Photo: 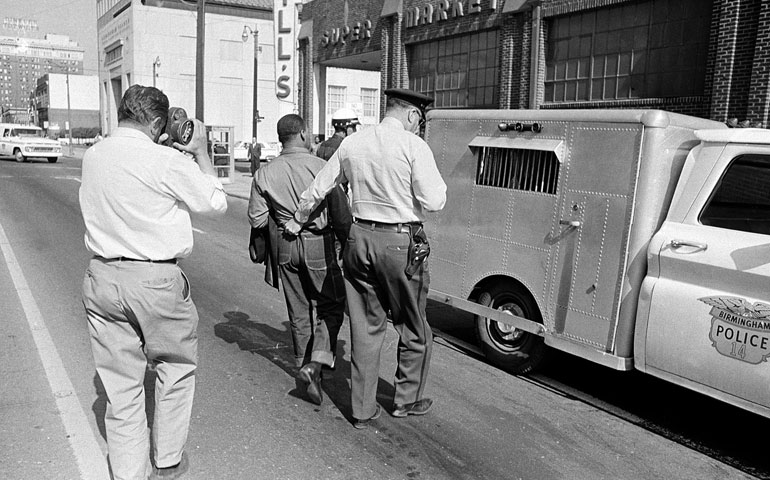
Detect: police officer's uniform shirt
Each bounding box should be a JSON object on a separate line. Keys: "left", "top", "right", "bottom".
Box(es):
{"left": 296, "top": 116, "right": 446, "bottom": 224}
{"left": 80, "top": 127, "right": 227, "bottom": 260}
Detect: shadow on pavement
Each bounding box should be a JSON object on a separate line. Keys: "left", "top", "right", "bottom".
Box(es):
{"left": 214, "top": 310, "right": 397, "bottom": 422}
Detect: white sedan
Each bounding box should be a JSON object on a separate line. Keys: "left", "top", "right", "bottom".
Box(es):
{"left": 233, "top": 141, "right": 249, "bottom": 161}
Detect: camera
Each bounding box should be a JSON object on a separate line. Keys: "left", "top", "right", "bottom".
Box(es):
{"left": 163, "top": 107, "right": 194, "bottom": 145}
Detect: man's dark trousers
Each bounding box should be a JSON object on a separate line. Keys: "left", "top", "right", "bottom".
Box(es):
{"left": 343, "top": 222, "right": 433, "bottom": 421}
{"left": 278, "top": 229, "right": 345, "bottom": 368}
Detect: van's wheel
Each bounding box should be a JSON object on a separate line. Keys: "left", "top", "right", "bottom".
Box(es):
{"left": 475, "top": 283, "right": 546, "bottom": 374}
{"left": 47, "top": 157, "right": 58, "bottom": 163}
{"left": 14, "top": 149, "right": 26, "bottom": 163}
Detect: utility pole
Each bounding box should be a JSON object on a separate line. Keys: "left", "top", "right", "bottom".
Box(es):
{"left": 242, "top": 25, "right": 259, "bottom": 139}
{"left": 195, "top": 0, "right": 206, "bottom": 121}
{"left": 65, "top": 71, "right": 73, "bottom": 156}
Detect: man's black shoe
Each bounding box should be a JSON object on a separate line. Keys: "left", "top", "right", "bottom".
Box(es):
{"left": 298, "top": 361, "right": 323, "bottom": 405}
{"left": 353, "top": 405, "right": 382, "bottom": 429}
{"left": 150, "top": 452, "right": 189, "bottom": 479}
{"left": 391, "top": 398, "right": 433, "bottom": 417}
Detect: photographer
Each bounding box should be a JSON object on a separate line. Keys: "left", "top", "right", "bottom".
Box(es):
{"left": 79, "top": 85, "right": 226, "bottom": 479}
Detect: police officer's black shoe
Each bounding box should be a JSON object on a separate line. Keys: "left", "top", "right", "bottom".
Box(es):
{"left": 391, "top": 398, "right": 433, "bottom": 417}
{"left": 298, "top": 361, "right": 323, "bottom": 405}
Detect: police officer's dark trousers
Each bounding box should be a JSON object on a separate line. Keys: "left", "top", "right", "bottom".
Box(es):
{"left": 278, "top": 229, "right": 345, "bottom": 368}
{"left": 343, "top": 221, "right": 433, "bottom": 421}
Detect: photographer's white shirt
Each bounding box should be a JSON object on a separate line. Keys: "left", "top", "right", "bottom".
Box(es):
{"left": 80, "top": 127, "right": 227, "bottom": 260}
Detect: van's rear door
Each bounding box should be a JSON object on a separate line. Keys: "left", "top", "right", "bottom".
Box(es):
{"left": 640, "top": 140, "right": 770, "bottom": 417}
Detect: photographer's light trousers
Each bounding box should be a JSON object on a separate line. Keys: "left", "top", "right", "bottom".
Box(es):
{"left": 82, "top": 258, "right": 197, "bottom": 480}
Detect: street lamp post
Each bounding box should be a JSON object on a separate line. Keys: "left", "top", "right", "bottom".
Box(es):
{"left": 152, "top": 56, "right": 161, "bottom": 88}
{"left": 242, "top": 25, "right": 260, "bottom": 140}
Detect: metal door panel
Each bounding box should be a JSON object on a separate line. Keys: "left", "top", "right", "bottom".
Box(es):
{"left": 645, "top": 222, "right": 770, "bottom": 408}
{"left": 548, "top": 124, "right": 641, "bottom": 350}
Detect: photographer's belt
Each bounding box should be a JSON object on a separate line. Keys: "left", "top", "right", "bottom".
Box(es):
{"left": 97, "top": 256, "right": 178, "bottom": 264}
{"left": 353, "top": 218, "right": 420, "bottom": 233}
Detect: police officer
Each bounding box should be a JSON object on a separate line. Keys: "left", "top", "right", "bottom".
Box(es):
{"left": 286, "top": 89, "right": 447, "bottom": 429}
{"left": 316, "top": 107, "right": 360, "bottom": 161}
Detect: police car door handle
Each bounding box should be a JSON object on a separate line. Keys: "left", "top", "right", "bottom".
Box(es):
{"left": 669, "top": 239, "right": 708, "bottom": 251}
{"left": 559, "top": 219, "right": 581, "bottom": 228}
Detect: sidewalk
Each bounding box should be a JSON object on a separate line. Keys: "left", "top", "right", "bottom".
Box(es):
{"left": 222, "top": 162, "right": 253, "bottom": 201}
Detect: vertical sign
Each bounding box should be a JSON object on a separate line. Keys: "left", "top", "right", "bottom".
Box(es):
{"left": 274, "top": 0, "right": 296, "bottom": 104}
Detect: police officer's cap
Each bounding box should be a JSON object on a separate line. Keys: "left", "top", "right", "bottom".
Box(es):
{"left": 385, "top": 88, "right": 434, "bottom": 111}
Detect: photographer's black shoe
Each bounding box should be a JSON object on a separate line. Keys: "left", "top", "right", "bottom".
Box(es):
{"left": 150, "top": 452, "right": 189, "bottom": 479}
{"left": 391, "top": 398, "right": 433, "bottom": 417}
{"left": 353, "top": 405, "right": 382, "bottom": 429}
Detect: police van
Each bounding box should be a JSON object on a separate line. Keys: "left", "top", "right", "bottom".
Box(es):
{"left": 424, "top": 109, "right": 770, "bottom": 419}
{"left": 0, "top": 123, "right": 63, "bottom": 163}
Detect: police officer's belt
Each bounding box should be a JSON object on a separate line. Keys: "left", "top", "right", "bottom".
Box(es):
{"left": 353, "top": 218, "right": 420, "bottom": 233}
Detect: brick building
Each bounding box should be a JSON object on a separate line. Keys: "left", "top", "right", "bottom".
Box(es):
{"left": 298, "top": 0, "right": 770, "bottom": 128}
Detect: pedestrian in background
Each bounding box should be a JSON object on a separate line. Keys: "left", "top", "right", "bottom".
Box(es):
{"left": 315, "top": 108, "right": 360, "bottom": 161}
{"left": 286, "top": 89, "right": 446, "bottom": 428}
{"left": 79, "top": 85, "right": 227, "bottom": 479}
{"left": 248, "top": 114, "right": 350, "bottom": 405}
{"left": 249, "top": 136, "right": 262, "bottom": 176}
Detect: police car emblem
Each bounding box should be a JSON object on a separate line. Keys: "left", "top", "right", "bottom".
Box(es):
{"left": 699, "top": 296, "right": 770, "bottom": 364}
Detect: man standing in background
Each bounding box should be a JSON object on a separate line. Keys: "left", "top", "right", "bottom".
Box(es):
{"left": 249, "top": 136, "right": 262, "bottom": 176}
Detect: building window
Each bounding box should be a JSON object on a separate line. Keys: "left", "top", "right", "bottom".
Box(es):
{"left": 408, "top": 30, "right": 500, "bottom": 108}
{"left": 545, "top": 0, "right": 712, "bottom": 103}
{"left": 105, "top": 44, "right": 122, "bottom": 65}
{"left": 326, "top": 85, "right": 346, "bottom": 136}
{"left": 361, "top": 88, "right": 377, "bottom": 117}
{"left": 476, "top": 147, "right": 560, "bottom": 194}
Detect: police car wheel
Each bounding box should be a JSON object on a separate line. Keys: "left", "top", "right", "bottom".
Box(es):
{"left": 47, "top": 157, "right": 58, "bottom": 163}
{"left": 475, "top": 283, "right": 546, "bottom": 375}
{"left": 14, "top": 149, "right": 26, "bottom": 163}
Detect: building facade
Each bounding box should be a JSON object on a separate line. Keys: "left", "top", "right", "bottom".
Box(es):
{"left": 297, "top": 0, "right": 770, "bottom": 127}
{"left": 97, "top": 0, "right": 281, "bottom": 143}
{"left": 0, "top": 34, "right": 84, "bottom": 124}
{"left": 34, "top": 73, "right": 100, "bottom": 137}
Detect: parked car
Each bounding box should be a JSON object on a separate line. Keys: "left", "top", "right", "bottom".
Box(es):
{"left": 234, "top": 141, "right": 249, "bottom": 161}
{"left": 259, "top": 141, "right": 281, "bottom": 162}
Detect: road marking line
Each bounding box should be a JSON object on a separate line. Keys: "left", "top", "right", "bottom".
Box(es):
{"left": 0, "top": 221, "right": 109, "bottom": 479}
{"left": 53, "top": 176, "right": 82, "bottom": 182}
{"left": 193, "top": 227, "right": 206, "bottom": 234}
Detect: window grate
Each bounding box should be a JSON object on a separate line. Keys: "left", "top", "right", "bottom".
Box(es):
{"left": 475, "top": 147, "right": 560, "bottom": 194}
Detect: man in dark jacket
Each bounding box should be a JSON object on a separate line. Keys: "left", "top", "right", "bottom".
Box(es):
{"left": 248, "top": 137, "right": 262, "bottom": 176}
{"left": 247, "top": 114, "right": 350, "bottom": 405}
{"left": 316, "top": 108, "right": 360, "bottom": 161}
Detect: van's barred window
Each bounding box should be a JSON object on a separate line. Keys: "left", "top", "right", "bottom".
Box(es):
{"left": 476, "top": 148, "right": 559, "bottom": 194}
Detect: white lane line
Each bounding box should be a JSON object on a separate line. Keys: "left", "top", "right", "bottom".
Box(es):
{"left": 192, "top": 227, "right": 206, "bottom": 234}
{"left": 53, "top": 176, "right": 82, "bottom": 182}
{"left": 0, "top": 221, "right": 108, "bottom": 479}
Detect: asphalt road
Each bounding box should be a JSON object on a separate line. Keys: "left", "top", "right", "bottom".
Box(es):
{"left": 0, "top": 150, "right": 764, "bottom": 480}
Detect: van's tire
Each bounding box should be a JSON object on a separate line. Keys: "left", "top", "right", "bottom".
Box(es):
{"left": 475, "top": 283, "right": 546, "bottom": 374}
{"left": 47, "top": 157, "right": 58, "bottom": 163}
{"left": 14, "top": 149, "right": 26, "bottom": 163}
